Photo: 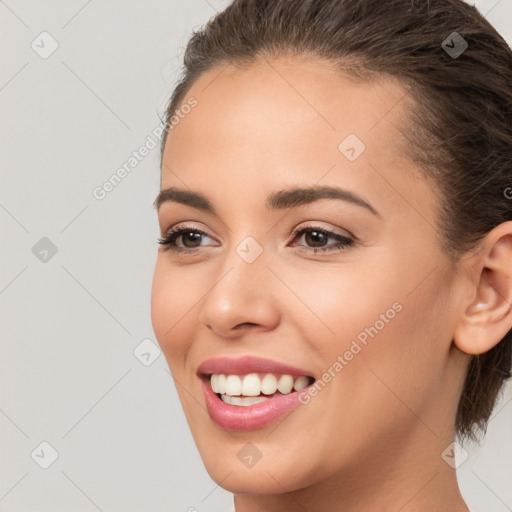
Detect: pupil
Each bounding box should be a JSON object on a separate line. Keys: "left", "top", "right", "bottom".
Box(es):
{"left": 182, "top": 232, "right": 202, "bottom": 248}
{"left": 180, "top": 230, "right": 329, "bottom": 249}
{"left": 305, "top": 230, "right": 327, "bottom": 247}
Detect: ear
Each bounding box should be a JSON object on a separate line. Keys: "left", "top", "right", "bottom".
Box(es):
{"left": 453, "top": 221, "right": 512, "bottom": 355}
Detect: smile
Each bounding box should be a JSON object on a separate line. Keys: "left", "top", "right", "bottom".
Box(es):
{"left": 198, "top": 357, "right": 316, "bottom": 430}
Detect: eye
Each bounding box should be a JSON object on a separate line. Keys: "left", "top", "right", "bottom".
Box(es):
{"left": 157, "top": 224, "right": 218, "bottom": 254}
{"left": 290, "top": 224, "right": 355, "bottom": 254}
{"left": 157, "top": 223, "right": 355, "bottom": 256}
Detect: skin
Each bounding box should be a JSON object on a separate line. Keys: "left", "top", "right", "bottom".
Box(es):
{"left": 151, "top": 56, "right": 512, "bottom": 512}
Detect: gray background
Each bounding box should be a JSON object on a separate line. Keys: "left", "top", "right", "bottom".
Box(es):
{"left": 1, "top": 1, "right": 511, "bottom": 511}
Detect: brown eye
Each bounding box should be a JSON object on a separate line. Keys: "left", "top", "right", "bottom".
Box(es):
{"left": 157, "top": 226, "right": 218, "bottom": 253}
{"left": 180, "top": 231, "right": 203, "bottom": 248}
{"left": 291, "top": 226, "right": 354, "bottom": 253}
{"left": 303, "top": 229, "right": 329, "bottom": 247}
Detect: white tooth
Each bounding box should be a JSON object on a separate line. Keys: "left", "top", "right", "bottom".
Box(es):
{"left": 261, "top": 374, "right": 278, "bottom": 395}
{"left": 277, "top": 374, "right": 294, "bottom": 394}
{"left": 221, "top": 394, "right": 269, "bottom": 406}
{"left": 217, "top": 374, "right": 226, "bottom": 395}
{"left": 225, "top": 375, "right": 242, "bottom": 396}
{"left": 293, "top": 376, "right": 310, "bottom": 391}
{"left": 242, "top": 373, "right": 261, "bottom": 396}
{"left": 211, "top": 374, "right": 219, "bottom": 393}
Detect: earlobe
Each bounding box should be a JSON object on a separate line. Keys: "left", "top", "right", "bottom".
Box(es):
{"left": 453, "top": 222, "right": 512, "bottom": 356}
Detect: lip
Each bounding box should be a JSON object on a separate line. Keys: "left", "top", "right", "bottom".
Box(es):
{"left": 198, "top": 356, "right": 315, "bottom": 431}
{"left": 197, "top": 356, "right": 314, "bottom": 378}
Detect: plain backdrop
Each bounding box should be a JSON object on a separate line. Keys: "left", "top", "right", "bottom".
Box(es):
{"left": 1, "top": 1, "right": 511, "bottom": 511}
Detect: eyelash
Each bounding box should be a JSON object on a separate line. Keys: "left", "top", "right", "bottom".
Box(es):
{"left": 157, "top": 223, "right": 355, "bottom": 256}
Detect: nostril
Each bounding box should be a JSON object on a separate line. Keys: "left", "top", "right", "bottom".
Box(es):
{"left": 235, "top": 322, "right": 259, "bottom": 329}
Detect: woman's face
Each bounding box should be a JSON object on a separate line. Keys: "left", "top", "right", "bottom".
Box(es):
{"left": 151, "top": 57, "right": 469, "bottom": 494}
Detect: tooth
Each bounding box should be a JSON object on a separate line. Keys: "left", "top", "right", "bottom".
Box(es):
{"left": 225, "top": 375, "right": 242, "bottom": 396}
{"left": 211, "top": 374, "right": 219, "bottom": 393}
{"left": 277, "top": 374, "right": 294, "bottom": 394}
{"left": 242, "top": 373, "right": 261, "bottom": 396}
{"left": 213, "top": 373, "right": 309, "bottom": 397}
{"left": 293, "top": 376, "right": 310, "bottom": 391}
{"left": 221, "top": 395, "right": 269, "bottom": 406}
{"left": 261, "top": 374, "right": 278, "bottom": 395}
{"left": 217, "top": 374, "right": 226, "bottom": 394}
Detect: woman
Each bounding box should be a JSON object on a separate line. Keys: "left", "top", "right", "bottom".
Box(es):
{"left": 151, "top": 0, "right": 512, "bottom": 510}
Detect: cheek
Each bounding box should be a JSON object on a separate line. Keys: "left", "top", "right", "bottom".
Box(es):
{"left": 281, "top": 261, "right": 400, "bottom": 358}
{"left": 333, "top": 267, "right": 455, "bottom": 423}
{"left": 150, "top": 259, "right": 195, "bottom": 367}
{"left": 288, "top": 253, "right": 454, "bottom": 406}
{"left": 150, "top": 261, "right": 169, "bottom": 347}
{"left": 278, "top": 267, "right": 455, "bottom": 476}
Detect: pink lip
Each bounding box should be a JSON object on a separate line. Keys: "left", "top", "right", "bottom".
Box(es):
{"left": 201, "top": 378, "right": 309, "bottom": 430}
{"left": 197, "top": 356, "right": 314, "bottom": 378}
{"left": 197, "top": 356, "right": 314, "bottom": 431}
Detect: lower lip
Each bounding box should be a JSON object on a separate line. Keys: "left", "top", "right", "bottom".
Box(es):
{"left": 201, "top": 378, "right": 307, "bottom": 430}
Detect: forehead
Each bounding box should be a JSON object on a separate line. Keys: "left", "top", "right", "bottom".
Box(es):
{"left": 164, "top": 56, "right": 411, "bottom": 170}
{"left": 161, "top": 57, "right": 435, "bottom": 224}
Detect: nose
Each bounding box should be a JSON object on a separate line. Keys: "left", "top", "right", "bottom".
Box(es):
{"left": 198, "top": 245, "right": 281, "bottom": 339}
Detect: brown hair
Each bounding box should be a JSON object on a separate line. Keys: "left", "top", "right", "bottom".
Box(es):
{"left": 161, "top": 0, "right": 512, "bottom": 441}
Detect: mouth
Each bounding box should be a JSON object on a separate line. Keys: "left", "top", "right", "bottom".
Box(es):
{"left": 197, "top": 357, "right": 316, "bottom": 430}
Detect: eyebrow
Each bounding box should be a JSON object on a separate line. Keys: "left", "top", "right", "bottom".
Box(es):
{"left": 154, "top": 185, "right": 380, "bottom": 217}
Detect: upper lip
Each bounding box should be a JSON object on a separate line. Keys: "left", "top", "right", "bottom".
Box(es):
{"left": 197, "top": 356, "right": 315, "bottom": 378}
